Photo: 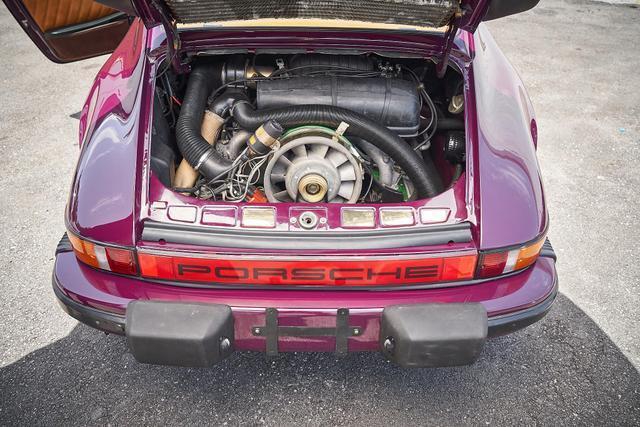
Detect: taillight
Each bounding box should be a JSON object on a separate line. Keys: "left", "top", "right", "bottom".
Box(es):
{"left": 476, "top": 235, "right": 546, "bottom": 279}
{"left": 67, "top": 233, "right": 137, "bottom": 275}
{"left": 137, "top": 252, "right": 477, "bottom": 286}
{"left": 65, "top": 231, "right": 545, "bottom": 285}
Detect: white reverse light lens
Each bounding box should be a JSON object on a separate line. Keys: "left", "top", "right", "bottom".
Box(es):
{"left": 341, "top": 208, "right": 375, "bottom": 228}
{"left": 419, "top": 208, "right": 450, "bottom": 224}
{"left": 241, "top": 207, "right": 276, "bottom": 228}
{"left": 92, "top": 245, "right": 111, "bottom": 270}
{"left": 380, "top": 208, "right": 415, "bottom": 227}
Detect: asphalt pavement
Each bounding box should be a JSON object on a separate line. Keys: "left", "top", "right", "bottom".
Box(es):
{"left": 0, "top": 0, "right": 639, "bottom": 425}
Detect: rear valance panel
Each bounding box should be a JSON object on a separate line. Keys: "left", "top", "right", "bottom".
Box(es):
{"left": 164, "top": 0, "right": 459, "bottom": 28}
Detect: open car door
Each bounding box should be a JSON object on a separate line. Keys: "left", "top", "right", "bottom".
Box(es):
{"left": 2, "top": 0, "right": 131, "bottom": 63}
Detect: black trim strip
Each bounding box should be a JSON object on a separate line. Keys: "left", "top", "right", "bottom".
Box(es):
{"left": 47, "top": 12, "right": 127, "bottom": 37}
{"left": 275, "top": 326, "right": 338, "bottom": 336}
{"left": 64, "top": 223, "right": 135, "bottom": 251}
{"left": 478, "top": 224, "right": 550, "bottom": 255}
{"left": 141, "top": 221, "right": 472, "bottom": 250}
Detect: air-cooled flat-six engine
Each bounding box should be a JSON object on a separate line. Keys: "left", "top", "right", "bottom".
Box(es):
{"left": 152, "top": 53, "right": 466, "bottom": 204}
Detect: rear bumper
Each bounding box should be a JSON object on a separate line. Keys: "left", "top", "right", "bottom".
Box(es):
{"left": 53, "top": 273, "right": 557, "bottom": 340}
{"left": 52, "top": 247, "right": 558, "bottom": 367}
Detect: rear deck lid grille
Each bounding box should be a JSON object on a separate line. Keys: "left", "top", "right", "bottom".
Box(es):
{"left": 165, "top": 0, "right": 459, "bottom": 28}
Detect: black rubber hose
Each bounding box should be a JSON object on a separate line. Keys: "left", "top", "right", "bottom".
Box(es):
{"left": 231, "top": 102, "right": 443, "bottom": 198}
{"left": 449, "top": 163, "right": 464, "bottom": 189}
{"left": 437, "top": 117, "right": 465, "bottom": 131}
{"left": 175, "top": 64, "right": 233, "bottom": 180}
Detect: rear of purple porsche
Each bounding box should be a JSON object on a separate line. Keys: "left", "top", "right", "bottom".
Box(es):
{"left": 4, "top": 0, "right": 556, "bottom": 367}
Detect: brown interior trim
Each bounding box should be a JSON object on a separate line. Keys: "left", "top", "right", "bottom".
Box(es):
{"left": 44, "top": 17, "right": 130, "bottom": 62}
{"left": 22, "top": 0, "right": 116, "bottom": 32}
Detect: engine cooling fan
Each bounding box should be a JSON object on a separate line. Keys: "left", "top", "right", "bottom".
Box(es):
{"left": 263, "top": 127, "right": 364, "bottom": 203}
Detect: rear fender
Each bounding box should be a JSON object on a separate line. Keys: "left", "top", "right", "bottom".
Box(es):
{"left": 470, "top": 24, "right": 546, "bottom": 249}
{"left": 66, "top": 20, "right": 149, "bottom": 247}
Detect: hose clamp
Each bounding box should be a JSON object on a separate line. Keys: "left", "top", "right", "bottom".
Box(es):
{"left": 194, "top": 149, "right": 214, "bottom": 171}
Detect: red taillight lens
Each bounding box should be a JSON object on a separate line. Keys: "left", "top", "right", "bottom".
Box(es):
{"left": 138, "top": 252, "right": 478, "bottom": 286}
{"left": 477, "top": 235, "right": 546, "bottom": 279}
{"left": 476, "top": 251, "right": 508, "bottom": 278}
{"left": 104, "top": 247, "right": 137, "bottom": 275}
{"left": 68, "top": 233, "right": 137, "bottom": 275}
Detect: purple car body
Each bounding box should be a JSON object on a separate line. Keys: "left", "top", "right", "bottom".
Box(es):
{"left": 4, "top": 0, "right": 556, "bottom": 367}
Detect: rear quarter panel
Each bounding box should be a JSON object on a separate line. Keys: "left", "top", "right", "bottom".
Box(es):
{"left": 66, "top": 19, "right": 149, "bottom": 246}
{"left": 470, "top": 24, "right": 546, "bottom": 249}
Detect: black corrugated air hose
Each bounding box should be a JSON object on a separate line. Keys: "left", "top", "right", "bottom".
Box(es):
{"left": 229, "top": 101, "right": 444, "bottom": 198}
{"left": 175, "top": 64, "right": 235, "bottom": 180}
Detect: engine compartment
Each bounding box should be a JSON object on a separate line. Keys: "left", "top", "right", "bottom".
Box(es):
{"left": 151, "top": 53, "right": 466, "bottom": 205}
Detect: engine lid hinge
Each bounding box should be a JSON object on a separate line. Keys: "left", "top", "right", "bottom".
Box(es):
{"left": 151, "top": 0, "right": 190, "bottom": 74}
{"left": 437, "top": 3, "right": 467, "bottom": 79}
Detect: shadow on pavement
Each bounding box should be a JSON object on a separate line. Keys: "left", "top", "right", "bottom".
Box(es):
{"left": 1, "top": 294, "right": 638, "bottom": 425}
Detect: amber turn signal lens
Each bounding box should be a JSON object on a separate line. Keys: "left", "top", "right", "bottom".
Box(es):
{"left": 514, "top": 237, "right": 545, "bottom": 271}
{"left": 68, "top": 233, "right": 98, "bottom": 267}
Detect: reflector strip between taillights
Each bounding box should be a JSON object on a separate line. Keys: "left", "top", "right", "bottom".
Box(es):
{"left": 137, "top": 253, "right": 478, "bottom": 287}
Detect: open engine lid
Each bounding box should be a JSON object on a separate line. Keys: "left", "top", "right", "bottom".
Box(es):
{"left": 112, "top": 0, "right": 476, "bottom": 32}
{"left": 99, "top": 0, "right": 538, "bottom": 72}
